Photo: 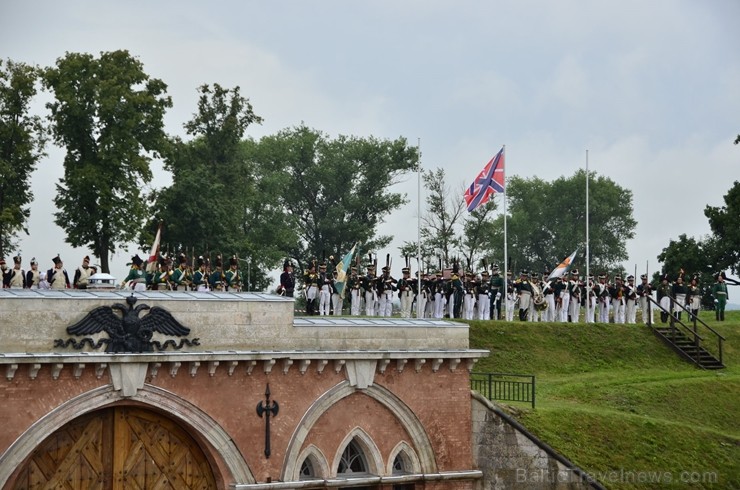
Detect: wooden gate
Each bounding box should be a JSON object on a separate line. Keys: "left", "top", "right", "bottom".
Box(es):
{"left": 9, "top": 407, "right": 217, "bottom": 490}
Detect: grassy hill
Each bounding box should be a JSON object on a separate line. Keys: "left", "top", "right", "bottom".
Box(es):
{"left": 467, "top": 311, "right": 740, "bottom": 489}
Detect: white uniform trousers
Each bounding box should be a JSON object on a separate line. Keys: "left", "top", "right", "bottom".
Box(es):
{"left": 319, "top": 286, "right": 332, "bottom": 315}
{"left": 379, "top": 290, "right": 394, "bottom": 317}
{"left": 399, "top": 290, "right": 413, "bottom": 318}
{"left": 463, "top": 293, "right": 476, "bottom": 320}
{"left": 433, "top": 292, "right": 445, "bottom": 319}
{"left": 350, "top": 288, "right": 363, "bottom": 316}
{"left": 559, "top": 293, "right": 570, "bottom": 322}
{"left": 611, "top": 298, "right": 625, "bottom": 323}
{"left": 331, "top": 293, "right": 342, "bottom": 316}
{"left": 625, "top": 298, "right": 636, "bottom": 324}
{"left": 364, "top": 290, "right": 377, "bottom": 316}
{"left": 504, "top": 293, "right": 515, "bottom": 321}
{"left": 477, "top": 294, "right": 490, "bottom": 320}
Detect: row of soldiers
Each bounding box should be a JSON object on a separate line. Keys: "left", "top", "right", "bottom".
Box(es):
{"left": 121, "top": 254, "right": 242, "bottom": 292}
{"left": 293, "top": 257, "right": 509, "bottom": 319}
{"left": 289, "top": 255, "right": 734, "bottom": 323}
{"left": 1, "top": 254, "right": 96, "bottom": 290}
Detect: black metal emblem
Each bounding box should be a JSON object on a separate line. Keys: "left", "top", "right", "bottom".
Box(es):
{"left": 256, "top": 383, "right": 279, "bottom": 458}
{"left": 54, "top": 294, "right": 200, "bottom": 353}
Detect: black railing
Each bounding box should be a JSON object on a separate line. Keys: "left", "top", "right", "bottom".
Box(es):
{"left": 647, "top": 295, "right": 725, "bottom": 366}
{"left": 470, "top": 372, "right": 535, "bottom": 409}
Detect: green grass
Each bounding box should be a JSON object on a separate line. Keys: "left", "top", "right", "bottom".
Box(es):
{"left": 467, "top": 311, "right": 740, "bottom": 489}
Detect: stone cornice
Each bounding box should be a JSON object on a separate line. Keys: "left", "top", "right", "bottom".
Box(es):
{"left": 1, "top": 350, "right": 487, "bottom": 381}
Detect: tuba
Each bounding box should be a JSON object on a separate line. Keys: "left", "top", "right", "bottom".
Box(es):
{"left": 531, "top": 281, "right": 548, "bottom": 311}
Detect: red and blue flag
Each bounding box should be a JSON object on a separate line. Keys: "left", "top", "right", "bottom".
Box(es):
{"left": 464, "top": 147, "right": 505, "bottom": 212}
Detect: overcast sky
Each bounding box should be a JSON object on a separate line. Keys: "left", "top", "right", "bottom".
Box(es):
{"left": 2, "top": 0, "right": 739, "bottom": 285}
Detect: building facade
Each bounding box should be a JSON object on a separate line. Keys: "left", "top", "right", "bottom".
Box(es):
{"left": 0, "top": 290, "right": 487, "bottom": 489}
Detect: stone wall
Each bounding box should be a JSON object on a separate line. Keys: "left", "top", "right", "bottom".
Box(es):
{"left": 0, "top": 290, "right": 471, "bottom": 353}
{"left": 472, "top": 393, "right": 602, "bottom": 490}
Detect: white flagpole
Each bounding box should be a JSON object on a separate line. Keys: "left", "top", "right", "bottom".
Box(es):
{"left": 585, "top": 149, "right": 590, "bottom": 324}
{"left": 503, "top": 144, "right": 508, "bottom": 321}
{"left": 416, "top": 138, "right": 422, "bottom": 319}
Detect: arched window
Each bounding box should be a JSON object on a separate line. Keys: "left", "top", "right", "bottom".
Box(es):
{"left": 338, "top": 439, "right": 368, "bottom": 474}
{"left": 300, "top": 457, "right": 315, "bottom": 479}
{"left": 296, "top": 446, "right": 329, "bottom": 481}
{"left": 392, "top": 452, "right": 408, "bottom": 474}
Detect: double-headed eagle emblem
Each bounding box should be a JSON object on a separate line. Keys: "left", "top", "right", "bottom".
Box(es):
{"left": 54, "top": 295, "right": 200, "bottom": 352}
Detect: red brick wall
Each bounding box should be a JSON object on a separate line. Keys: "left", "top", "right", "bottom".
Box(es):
{"left": 1, "top": 360, "right": 474, "bottom": 486}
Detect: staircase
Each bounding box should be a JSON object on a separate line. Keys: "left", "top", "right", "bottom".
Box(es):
{"left": 647, "top": 296, "right": 726, "bottom": 370}
{"left": 651, "top": 326, "right": 725, "bottom": 369}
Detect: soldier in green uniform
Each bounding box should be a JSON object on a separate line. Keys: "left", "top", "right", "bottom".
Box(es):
{"left": 192, "top": 256, "right": 210, "bottom": 291}
{"left": 209, "top": 255, "right": 226, "bottom": 291}
{"left": 171, "top": 253, "right": 191, "bottom": 291}
{"left": 712, "top": 272, "right": 729, "bottom": 321}
{"left": 489, "top": 265, "right": 505, "bottom": 320}
{"left": 225, "top": 255, "right": 241, "bottom": 292}
{"left": 656, "top": 274, "right": 672, "bottom": 323}
{"left": 152, "top": 255, "right": 173, "bottom": 290}
{"left": 122, "top": 254, "right": 146, "bottom": 290}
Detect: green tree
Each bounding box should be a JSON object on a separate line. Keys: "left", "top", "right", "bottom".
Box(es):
{"left": 249, "top": 125, "right": 419, "bottom": 271}
{"left": 150, "top": 84, "right": 283, "bottom": 290}
{"left": 0, "top": 59, "right": 46, "bottom": 256}
{"left": 491, "top": 170, "right": 636, "bottom": 274}
{"left": 657, "top": 234, "right": 715, "bottom": 278}
{"left": 704, "top": 180, "right": 740, "bottom": 274}
{"left": 43, "top": 50, "right": 171, "bottom": 273}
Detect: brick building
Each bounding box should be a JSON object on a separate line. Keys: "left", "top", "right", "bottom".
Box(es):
{"left": 0, "top": 290, "right": 487, "bottom": 489}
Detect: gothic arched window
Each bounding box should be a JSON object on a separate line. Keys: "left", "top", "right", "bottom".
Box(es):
{"left": 338, "top": 438, "right": 368, "bottom": 474}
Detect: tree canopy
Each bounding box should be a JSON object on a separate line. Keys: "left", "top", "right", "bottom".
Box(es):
{"left": 43, "top": 50, "right": 171, "bottom": 273}
{"left": 489, "top": 169, "right": 635, "bottom": 275}
{"left": 149, "top": 83, "right": 280, "bottom": 290}
{"left": 704, "top": 180, "right": 740, "bottom": 274}
{"left": 246, "top": 125, "right": 419, "bottom": 271}
{"left": 0, "top": 59, "right": 46, "bottom": 256}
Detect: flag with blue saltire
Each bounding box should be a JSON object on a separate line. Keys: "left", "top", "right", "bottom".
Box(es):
{"left": 463, "top": 147, "right": 505, "bottom": 212}
{"left": 334, "top": 243, "right": 357, "bottom": 299}
{"left": 547, "top": 248, "right": 579, "bottom": 281}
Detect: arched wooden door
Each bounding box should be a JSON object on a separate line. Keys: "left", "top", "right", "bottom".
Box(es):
{"left": 9, "top": 406, "right": 217, "bottom": 490}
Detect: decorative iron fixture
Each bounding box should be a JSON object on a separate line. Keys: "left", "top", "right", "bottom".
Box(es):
{"left": 256, "top": 383, "right": 279, "bottom": 458}
{"left": 54, "top": 294, "right": 199, "bottom": 353}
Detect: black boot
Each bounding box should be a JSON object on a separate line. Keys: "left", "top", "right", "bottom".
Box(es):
{"left": 720, "top": 310, "right": 725, "bottom": 321}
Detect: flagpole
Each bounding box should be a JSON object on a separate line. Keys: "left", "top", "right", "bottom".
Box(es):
{"left": 503, "top": 145, "right": 508, "bottom": 321}
{"left": 416, "top": 138, "right": 422, "bottom": 319}
{"left": 585, "top": 149, "right": 590, "bottom": 324}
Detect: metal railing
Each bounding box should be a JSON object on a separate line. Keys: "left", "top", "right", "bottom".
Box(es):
{"left": 647, "top": 295, "right": 725, "bottom": 366}
{"left": 470, "top": 372, "right": 535, "bottom": 409}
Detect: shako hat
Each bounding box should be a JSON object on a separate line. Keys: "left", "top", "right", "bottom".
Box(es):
{"left": 52, "top": 254, "right": 62, "bottom": 265}
{"left": 283, "top": 259, "right": 293, "bottom": 270}
{"left": 197, "top": 256, "right": 206, "bottom": 267}
{"left": 230, "top": 255, "right": 238, "bottom": 266}
{"left": 178, "top": 253, "right": 188, "bottom": 264}
{"left": 131, "top": 254, "right": 143, "bottom": 267}
{"left": 30, "top": 257, "right": 38, "bottom": 266}
{"left": 14, "top": 254, "right": 22, "bottom": 265}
